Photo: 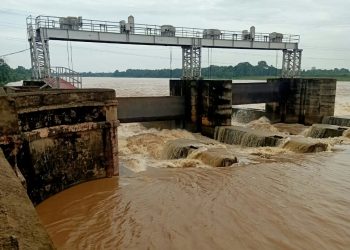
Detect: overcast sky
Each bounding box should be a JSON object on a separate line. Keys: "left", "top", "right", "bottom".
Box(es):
{"left": 0, "top": 0, "right": 349, "bottom": 72}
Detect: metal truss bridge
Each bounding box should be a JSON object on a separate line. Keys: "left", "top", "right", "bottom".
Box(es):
{"left": 27, "top": 15, "right": 302, "bottom": 88}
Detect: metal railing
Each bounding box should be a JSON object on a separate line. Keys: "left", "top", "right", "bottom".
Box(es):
{"left": 27, "top": 15, "right": 300, "bottom": 44}
{"left": 50, "top": 66, "right": 82, "bottom": 89}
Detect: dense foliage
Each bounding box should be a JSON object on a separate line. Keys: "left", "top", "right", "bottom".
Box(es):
{"left": 0, "top": 59, "right": 32, "bottom": 86}
{"left": 80, "top": 61, "right": 350, "bottom": 79}
{"left": 1, "top": 59, "right": 350, "bottom": 85}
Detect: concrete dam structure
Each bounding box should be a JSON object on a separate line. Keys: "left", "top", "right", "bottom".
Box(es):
{"left": 0, "top": 88, "right": 119, "bottom": 201}
{"left": 0, "top": 76, "right": 345, "bottom": 249}
{"left": 170, "top": 78, "right": 337, "bottom": 135}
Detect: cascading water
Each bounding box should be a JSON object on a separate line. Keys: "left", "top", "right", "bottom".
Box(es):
{"left": 35, "top": 78, "right": 350, "bottom": 250}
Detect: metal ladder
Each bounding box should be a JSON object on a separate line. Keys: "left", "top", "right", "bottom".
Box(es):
{"left": 27, "top": 16, "right": 51, "bottom": 79}
{"left": 27, "top": 16, "right": 82, "bottom": 88}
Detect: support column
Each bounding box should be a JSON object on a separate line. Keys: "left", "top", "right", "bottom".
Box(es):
{"left": 170, "top": 79, "right": 232, "bottom": 137}
{"left": 182, "top": 46, "right": 201, "bottom": 80}
{"left": 282, "top": 49, "right": 302, "bottom": 78}
{"left": 104, "top": 100, "right": 119, "bottom": 177}
{"left": 28, "top": 28, "right": 51, "bottom": 79}
{"left": 266, "top": 78, "right": 336, "bottom": 125}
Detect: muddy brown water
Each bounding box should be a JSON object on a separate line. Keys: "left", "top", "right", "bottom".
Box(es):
{"left": 35, "top": 79, "right": 350, "bottom": 249}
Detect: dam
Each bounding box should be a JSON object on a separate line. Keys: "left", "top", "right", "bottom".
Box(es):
{"left": 1, "top": 14, "right": 350, "bottom": 250}
{"left": 2, "top": 77, "right": 350, "bottom": 249}
{"left": 36, "top": 78, "right": 350, "bottom": 249}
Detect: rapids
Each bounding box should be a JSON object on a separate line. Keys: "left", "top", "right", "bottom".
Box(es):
{"left": 35, "top": 78, "right": 350, "bottom": 249}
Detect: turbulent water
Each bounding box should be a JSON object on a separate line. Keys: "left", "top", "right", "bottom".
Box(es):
{"left": 35, "top": 78, "right": 350, "bottom": 249}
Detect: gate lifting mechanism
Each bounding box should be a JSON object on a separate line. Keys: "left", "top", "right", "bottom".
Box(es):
{"left": 27, "top": 14, "right": 302, "bottom": 86}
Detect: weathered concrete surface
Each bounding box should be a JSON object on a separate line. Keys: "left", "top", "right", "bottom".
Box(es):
{"left": 117, "top": 96, "right": 185, "bottom": 123}
{"left": 170, "top": 80, "right": 201, "bottom": 132}
{"left": 0, "top": 96, "right": 19, "bottom": 136}
{"left": 0, "top": 149, "right": 54, "bottom": 249}
{"left": 0, "top": 88, "right": 119, "bottom": 204}
{"left": 322, "top": 116, "right": 350, "bottom": 127}
{"left": 170, "top": 79, "right": 232, "bottom": 137}
{"left": 162, "top": 139, "right": 238, "bottom": 167}
{"left": 171, "top": 78, "right": 336, "bottom": 133}
{"left": 282, "top": 137, "right": 329, "bottom": 153}
{"left": 266, "top": 78, "right": 337, "bottom": 125}
{"left": 304, "top": 124, "right": 348, "bottom": 138}
{"left": 201, "top": 80, "right": 232, "bottom": 137}
{"left": 214, "top": 126, "right": 329, "bottom": 153}
{"left": 214, "top": 126, "right": 284, "bottom": 147}
{"left": 232, "top": 81, "right": 280, "bottom": 105}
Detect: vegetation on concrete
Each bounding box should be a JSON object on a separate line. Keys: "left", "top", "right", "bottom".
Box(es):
{"left": 0, "top": 59, "right": 31, "bottom": 86}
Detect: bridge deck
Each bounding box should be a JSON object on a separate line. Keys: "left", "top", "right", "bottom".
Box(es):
{"left": 31, "top": 15, "right": 299, "bottom": 50}
{"left": 41, "top": 28, "right": 298, "bottom": 50}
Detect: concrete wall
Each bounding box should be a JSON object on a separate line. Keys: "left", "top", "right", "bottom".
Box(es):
{"left": 0, "top": 88, "right": 119, "bottom": 204}
{"left": 0, "top": 149, "right": 54, "bottom": 249}
{"left": 201, "top": 80, "right": 232, "bottom": 137}
{"left": 0, "top": 96, "right": 19, "bottom": 136}
{"left": 170, "top": 79, "right": 232, "bottom": 137}
{"left": 266, "top": 78, "right": 336, "bottom": 125}
{"left": 232, "top": 81, "right": 280, "bottom": 105}
{"left": 171, "top": 78, "right": 336, "bottom": 133}
{"left": 170, "top": 80, "right": 201, "bottom": 132}
{"left": 117, "top": 96, "right": 185, "bottom": 123}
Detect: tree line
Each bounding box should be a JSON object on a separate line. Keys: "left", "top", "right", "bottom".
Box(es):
{"left": 1, "top": 59, "right": 350, "bottom": 85}
{"left": 81, "top": 61, "right": 350, "bottom": 79}
{"left": 0, "top": 59, "right": 32, "bottom": 86}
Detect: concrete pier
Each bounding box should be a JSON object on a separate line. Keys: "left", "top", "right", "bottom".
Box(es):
{"left": 171, "top": 78, "right": 337, "bottom": 138}
{"left": 170, "top": 79, "right": 232, "bottom": 137}
{"left": 266, "top": 78, "right": 336, "bottom": 125}
{"left": 0, "top": 149, "right": 55, "bottom": 249}
{"left": 0, "top": 88, "right": 119, "bottom": 204}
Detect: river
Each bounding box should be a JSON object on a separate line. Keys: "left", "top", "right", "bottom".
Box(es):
{"left": 35, "top": 78, "right": 350, "bottom": 250}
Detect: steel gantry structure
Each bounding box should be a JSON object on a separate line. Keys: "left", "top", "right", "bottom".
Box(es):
{"left": 27, "top": 15, "right": 302, "bottom": 85}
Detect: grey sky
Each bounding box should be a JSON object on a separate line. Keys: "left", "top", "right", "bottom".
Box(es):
{"left": 0, "top": 0, "right": 349, "bottom": 72}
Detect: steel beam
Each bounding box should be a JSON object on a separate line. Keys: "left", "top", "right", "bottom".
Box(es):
{"left": 182, "top": 46, "right": 201, "bottom": 80}
{"left": 282, "top": 49, "right": 302, "bottom": 78}
{"left": 41, "top": 28, "right": 299, "bottom": 50}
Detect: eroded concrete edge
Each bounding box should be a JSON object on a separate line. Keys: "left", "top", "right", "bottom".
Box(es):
{"left": 0, "top": 149, "right": 55, "bottom": 250}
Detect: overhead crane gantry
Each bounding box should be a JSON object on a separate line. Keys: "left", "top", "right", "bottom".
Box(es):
{"left": 27, "top": 15, "right": 302, "bottom": 85}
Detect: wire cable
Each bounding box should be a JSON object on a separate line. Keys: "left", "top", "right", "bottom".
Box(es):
{"left": 169, "top": 47, "right": 173, "bottom": 79}
{"left": 0, "top": 48, "right": 29, "bottom": 57}
{"left": 66, "top": 41, "right": 71, "bottom": 69}
{"left": 70, "top": 41, "right": 74, "bottom": 71}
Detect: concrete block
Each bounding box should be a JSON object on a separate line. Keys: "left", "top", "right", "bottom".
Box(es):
{"left": 322, "top": 116, "right": 350, "bottom": 127}
{"left": 305, "top": 124, "right": 348, "bottom": 138}
{"left": 162, "top": 139, "right": 238, "bottom": 167}
{"left": 214, "top": 126, "right": 284, "bottom": 147}
{"left": 283, "top": 137, "right": 329, "bottom": 153}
